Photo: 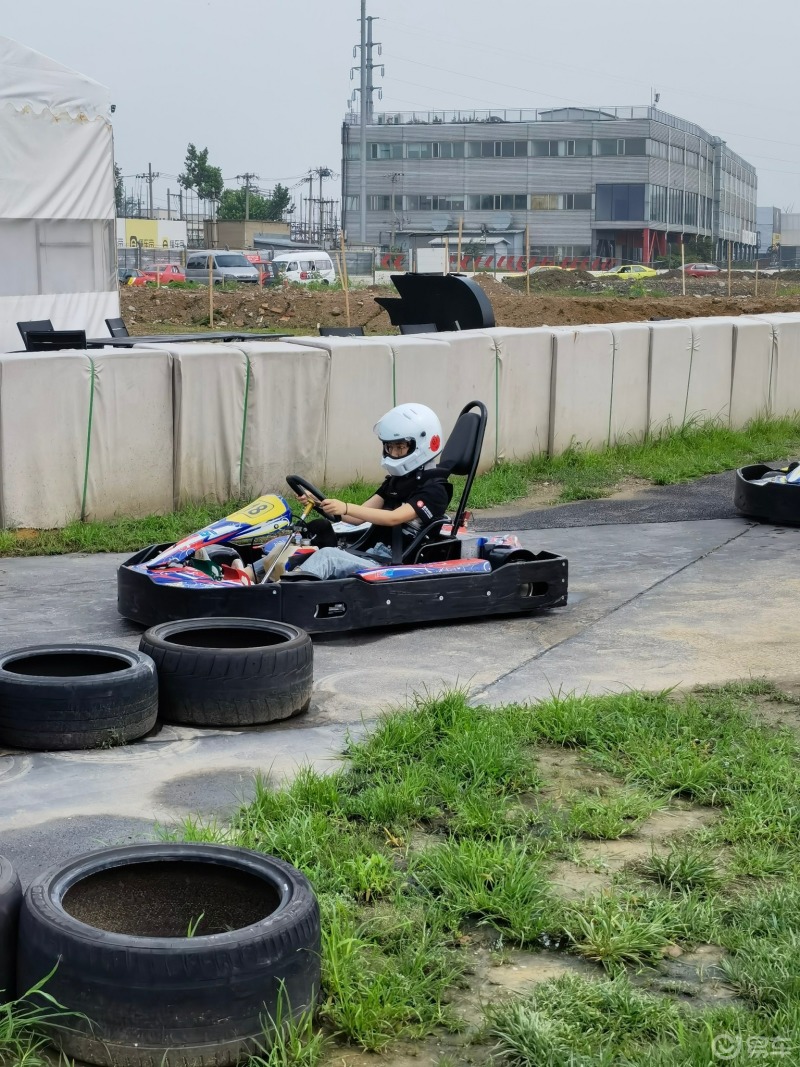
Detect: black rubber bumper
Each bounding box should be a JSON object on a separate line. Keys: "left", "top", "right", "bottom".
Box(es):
{"left": 118, "top": 544, "right": 568, "bottom": 634}
{"left": 734, "top": 464, "right": 800, "bottom": 524}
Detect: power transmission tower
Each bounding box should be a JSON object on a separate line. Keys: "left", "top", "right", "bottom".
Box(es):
{"left": 236, "top": 172, "right": 259, "bottom": 222}
{"left": 135, "top": 163, "right": 161, "bottom": 219}
{"left": 350, "top": 1, "right": 383, "bottom": 243}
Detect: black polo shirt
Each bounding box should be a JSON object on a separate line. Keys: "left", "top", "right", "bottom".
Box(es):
{"left": 374, "top": 468, "right": 452, "bottom": 533}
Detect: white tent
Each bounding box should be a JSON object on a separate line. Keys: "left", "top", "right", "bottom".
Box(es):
{"left": 0, "top": 36, "right": 119, "bottom": 352}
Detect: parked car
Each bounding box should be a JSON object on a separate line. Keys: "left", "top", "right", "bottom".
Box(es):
{"left": 118, "top": 268, "right": 147, "bottom": 286}
{"left": 526, "top": 265, "right": 567, "bottom": 275}
{"left": 590, "top": 264, "right": 658, "bottom": 280}
{"left": 271, "top": 251, "right": 336, "bottom": 285}
{"left": 683, "top": 262, "right": 721, "bottom": 277}
{"left": 184, "top": 253, "right": 260, "bottom": 285}
{"left": 140, "top": 264, "right": 186, "bottom": 284}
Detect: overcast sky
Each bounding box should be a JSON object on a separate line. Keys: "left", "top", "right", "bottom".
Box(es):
{"left": 5, "top": 0, "right": 799, "bottom": 212}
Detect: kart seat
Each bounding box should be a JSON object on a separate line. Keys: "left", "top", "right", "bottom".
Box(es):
{"left": 346, "top": 400, "right": 488, "bottom": 567}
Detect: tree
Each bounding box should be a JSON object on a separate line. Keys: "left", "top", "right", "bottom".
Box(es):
{"left": 114, "top": 163, "right": 125, "bottom": 216}
{"left": 178, "top": 143, "right": 223, "bottom": 202}
{"left": 217, "top": 183, "right": 293, "bottom": 222}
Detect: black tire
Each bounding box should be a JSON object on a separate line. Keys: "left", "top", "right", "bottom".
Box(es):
{"left": 17, "top": 843, "right": 320, "bottom": 1067}
{"left": 139, "top": 618, "right": 313, "bottom": 727}
{"left": 0, "top": 854, "right": 22, "bottom": 1003}
{"left": 0, "top": 646, "right": 158, "bottom": 751}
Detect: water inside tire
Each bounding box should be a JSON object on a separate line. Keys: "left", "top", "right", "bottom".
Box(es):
{"left": 3, "top": 652, "right": 130, "bottom": 677}
{"left": 164, "top": 627, "right": 289, "bottom": 649}
{"left": 62, "top": 861, "right": 282, "bottom": 937}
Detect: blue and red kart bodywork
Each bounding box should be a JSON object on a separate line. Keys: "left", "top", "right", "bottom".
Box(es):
{"left": 118, "top": 493, "right": 568, "bottom": 635}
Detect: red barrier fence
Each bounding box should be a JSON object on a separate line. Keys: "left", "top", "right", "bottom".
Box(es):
{"left": 378, "top": 254, "right": 618, "bottom": 272}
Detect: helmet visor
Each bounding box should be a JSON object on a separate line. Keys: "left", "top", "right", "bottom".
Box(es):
{"left": 382, "top": 438, "right": 414, "bottom": 457}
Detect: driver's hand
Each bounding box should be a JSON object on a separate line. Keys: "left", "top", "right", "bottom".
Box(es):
{"left": 320, "top": 497, "right": 345, "bottom": 517}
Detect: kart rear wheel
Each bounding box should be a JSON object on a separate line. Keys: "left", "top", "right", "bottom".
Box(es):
{"left": 139, "top": 618, "right": 313, "bottom": 727}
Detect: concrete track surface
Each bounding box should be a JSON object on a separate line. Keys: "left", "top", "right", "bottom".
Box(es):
{"left": 2, "top": 474, "right": 797, "bottom": 885}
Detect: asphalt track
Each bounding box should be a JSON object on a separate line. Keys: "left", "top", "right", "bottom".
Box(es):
{"left": 3, "top": 471, "right": 800, "bottom": 888}
{"left": 476, "top": 470, "right": 739, "bottom": 530}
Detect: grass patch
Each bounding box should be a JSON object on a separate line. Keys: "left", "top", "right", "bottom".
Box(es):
{"left": 0, "top": 972, "right": 81, "bottom": 1067}
{"left": 160, "top": 682, "right": 800, "bottom": 1063}
{"left": 3, "top": 416, "right": 800, "bottom": 554}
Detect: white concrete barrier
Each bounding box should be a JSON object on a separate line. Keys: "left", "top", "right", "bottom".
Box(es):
{"left": 391, "top": 334, "right": 496, "bottom": 470}
{"left": 0, "top": 352, "right": 90, "bottom": 528}
{"left": 287, "top": 336, "right": 395, "bottom": 487}
{"left": 607, "top": 322, "right": 650, "bottom": 444}
{"left": 169, "top": 343, "right": 251, "bottom": 506}
{"left": 731, "top": 319, "right": 775, "bottom": 426}
{"left": 490, "top": 327, "right": 554, "bottom": 462}
{"left": 83, "top": 349, "right": 174, "bottom": 521}
{"left": 647, "top": 322, "right": 693, "bottom": 432}
{"left": 237, "top": 341, "right": 330, "bottom": 495}
{"left": 685, "top": 318, "right": 734, "bottom": 425}
{"left": 755, "top": 316, "right": 800, "bottom": 417}
{"left": 549, "top": 326, "right": 614, "bottom": 453}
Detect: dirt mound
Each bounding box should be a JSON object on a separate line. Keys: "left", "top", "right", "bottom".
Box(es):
{"left": 121, "top": 275, "right": 800, "bottom": 336}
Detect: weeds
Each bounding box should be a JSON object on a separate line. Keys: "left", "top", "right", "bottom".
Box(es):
{"left": 166, "top": 684, "right": 800, "bottom": 1063}
{"left": 4, "top": 417, "right": 800, "bottom": 554}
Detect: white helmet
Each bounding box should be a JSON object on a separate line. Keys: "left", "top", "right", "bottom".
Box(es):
{"left": 373, "top": 402, "right": 443, "bottom": 476}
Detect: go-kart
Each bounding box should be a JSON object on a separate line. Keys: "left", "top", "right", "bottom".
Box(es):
{"left": 118, "top": 402, "right": 569, "bottom": 635}
{"left": 734, "top": 462, "right": 800, "bottom": 524}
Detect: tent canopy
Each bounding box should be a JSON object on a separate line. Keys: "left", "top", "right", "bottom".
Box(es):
{"left": 0, "top": 36, "right": 118, "bottom": 352}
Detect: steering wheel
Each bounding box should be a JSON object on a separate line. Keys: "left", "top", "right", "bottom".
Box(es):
{"left": 286, "top": 474, "right": 327, "bottom": 516}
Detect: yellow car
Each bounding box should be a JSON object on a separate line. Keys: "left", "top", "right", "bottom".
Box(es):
{"left": 589, "top": 264, "right": 659, "bottom": 280}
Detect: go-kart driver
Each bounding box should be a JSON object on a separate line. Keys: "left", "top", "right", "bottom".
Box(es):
{"left": 289, "top": 402, "right": 452, "bottom": 580}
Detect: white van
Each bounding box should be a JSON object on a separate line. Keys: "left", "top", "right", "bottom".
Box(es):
{"left": 271, "top": 251, "right": 336, "bottom": 285}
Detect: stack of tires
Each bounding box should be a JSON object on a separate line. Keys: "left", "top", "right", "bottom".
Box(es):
{"left": 0, "top": 618, "right": 318, "bottom": 1064}
{"left": 0, "top": 618, "right": 313, "bottom": 750}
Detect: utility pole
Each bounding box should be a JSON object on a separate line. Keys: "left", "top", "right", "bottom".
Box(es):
{"left": 135, "top": 163, "right": 161, "bottom": 219}
{"left": 236, "top": 172, "right": 259, "bottom": 223}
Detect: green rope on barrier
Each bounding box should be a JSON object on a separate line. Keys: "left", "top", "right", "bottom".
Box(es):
{"left": 238, "top": 355, "right": 252, "bottom": 493}
{"left": 608, "top": 336, "right": 616, "bottom": 447}
{"left": 495, "top": 348, "right": 500, "bottom": 463}
{"left": 80, "top": 357, "right": 97, "bottom": 522}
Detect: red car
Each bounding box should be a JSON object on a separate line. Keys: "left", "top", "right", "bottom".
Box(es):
{"left": 683, "top": 262, "right": 721, "bottom": 277}
{"left": 139, "top": 264, "right": 186, "bottom": 284}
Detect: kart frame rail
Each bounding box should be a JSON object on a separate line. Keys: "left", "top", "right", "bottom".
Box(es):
{"left": 118, "top": 545, "right": 568, "bottom": 635}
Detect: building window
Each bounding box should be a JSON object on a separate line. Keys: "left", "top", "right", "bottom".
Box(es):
{"left": 595, "top": 184, "right": 645, "bottom": 221}
{"left": 531, "top": 140, "right": 561, "bottom": 157}
{"left": 467, "top": 193, "right": 527, "bottom": 210}
{"left": 345, "top": 144, "right": 361, "bottom": 161}
{"left": 649, "top": 139, "right": 669, "bottom": 160}
{"left": 669, "top": 145, "right": 684, "bottom": 164}
{"left": 466, "top": 140, "right": 528, "bottom": 158}
{"left": 367, "top": 195, "right": 402, "bottom": 211}
{"left": 531, "top": 194, "right": 559, "bottom": 210}
{"left": 345, "top": 195, "right": 360, "bottom": 212}
{"left": 649, "top": 185, "right": 667, "bottom": 223}
{"left": 369, "top": 143, "right": 404, "bottom": 160}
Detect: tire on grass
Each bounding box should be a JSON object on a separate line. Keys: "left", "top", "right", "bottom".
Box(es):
{"left": 0, "top": 854, "right": 22, "bottom": 1003}
{"left": 16, "top": 843, "right": 321, "bottom": 1067}
{"left": 139, "top": 617, "right": 313, "bottom": 727}
{"left": 0, "top": 646, "right": 158, "bottom": 751}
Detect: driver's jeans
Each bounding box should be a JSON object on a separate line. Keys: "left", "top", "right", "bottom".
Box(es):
{"left": 293, "top": 543, "right": 392, "bottom": 580}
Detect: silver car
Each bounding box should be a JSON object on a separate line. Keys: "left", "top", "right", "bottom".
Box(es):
{"left": 184, "top": 252, "right": 260, "bottom": 285}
